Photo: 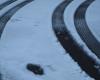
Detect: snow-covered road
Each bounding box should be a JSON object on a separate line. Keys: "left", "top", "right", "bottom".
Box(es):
{"left": 0, "top": 0, "right": 99, "bottom": 80}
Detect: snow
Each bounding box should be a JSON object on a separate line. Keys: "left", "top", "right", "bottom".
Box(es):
{"left": 0, "top": 0, "right": 99, "bottom": 80}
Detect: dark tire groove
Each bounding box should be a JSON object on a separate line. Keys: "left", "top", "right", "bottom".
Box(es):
{"left": 52, "top": 0, "right": 100, "bottom": 80}
{"left": 0, "top": 0, "right": 34, "bottom": 38}
{"left": 74, "top": 0, "right": 100, "bottom": 59}
{"left": 0, "top": 0, "right": 17, "bottom": 10}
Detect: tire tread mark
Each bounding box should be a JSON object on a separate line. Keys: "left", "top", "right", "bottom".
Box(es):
{"left": 74, "top": 0, "right": 100, "bottom": 58}
{"left": 0, "top": 0, "right": 34, "bottom": 37}
{"left": 52, "top": 0, "right": 100, "bottom": 79}
{"left": 0, "top": 0, "right": 17, "bottom": 10}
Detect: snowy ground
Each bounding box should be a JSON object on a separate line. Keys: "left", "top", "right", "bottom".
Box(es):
{"left": 0, "top": 0, "right": 99, "bottom": 80}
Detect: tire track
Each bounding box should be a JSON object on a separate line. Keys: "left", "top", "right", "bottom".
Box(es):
{"left": 0, "top": 0, "right": 33, "bottom": 79}
{"left": 0, "top": 0, "right": 17, "bottom": 10}
{"left": 74, "top": 0, "right": 100, "bottom": 59}
{"left": 52, "top": 0, "right": 100, "bottom": 79}
{"left": 0, "top": 0, "right": 34, "bottom": 38}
